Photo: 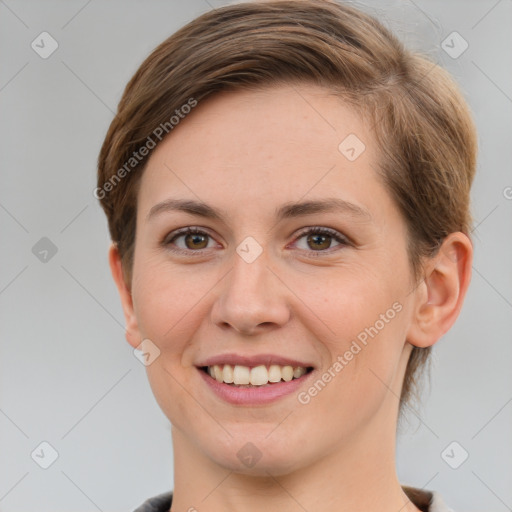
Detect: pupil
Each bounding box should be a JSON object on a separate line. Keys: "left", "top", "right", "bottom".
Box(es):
{"left": 187, "top": 233, "right": 207, "bottom": 249}
{"left": 309, "top": 234, "right": 329, "bottom": 250}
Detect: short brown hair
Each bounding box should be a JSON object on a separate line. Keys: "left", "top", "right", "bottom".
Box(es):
{"left": 97, "top": 0, "right": 477, "bottom": 409}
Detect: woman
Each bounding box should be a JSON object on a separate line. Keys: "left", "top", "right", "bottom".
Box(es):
{"left": 96, "top": 1, "right": 476, "bottom": 511}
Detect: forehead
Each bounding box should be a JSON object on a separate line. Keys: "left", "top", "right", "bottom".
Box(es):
{"left": 137, "top": 83, "right": 391, "bottom": 223}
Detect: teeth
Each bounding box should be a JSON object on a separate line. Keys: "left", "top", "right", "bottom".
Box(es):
{"left": 250, "top": 365, "right": 268, "bottom": 385}
{"left": 213, "top": 365, "right": 224, "bottom": 383}
{"left": 281, "top": 366, "right": 294, "bottom": 382}
{"left": 293, "top": 366, "right": 307, "bottom": 378}
{"left": 268, "top": 364, "right": 282, "bottom": 382}
{"left": 233, "top": 365, "right": 250, "bottom": 385}
{"left": 206, "top": 364, "right": 309, "bottom": 386}
{"left": 223, "top": 364, "right": 234, "bottom": 383}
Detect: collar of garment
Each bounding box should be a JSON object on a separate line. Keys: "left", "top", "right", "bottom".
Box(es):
{"left": 133, "top": 486, "right": 455, "bottom": 512}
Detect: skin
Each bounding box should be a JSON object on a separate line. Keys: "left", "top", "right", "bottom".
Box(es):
{"left": 109, "top": 83, "right": 472, "bottom": 512}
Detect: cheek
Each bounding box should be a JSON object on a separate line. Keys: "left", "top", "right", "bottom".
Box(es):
{"left": 131, "top": 257, "right": 212, "bottom": 348}
{"left": 293, "top": 262, "right": 402, "bottom": 344}
{"left": 294, "top": 265, "right": 408, "bottom": 401}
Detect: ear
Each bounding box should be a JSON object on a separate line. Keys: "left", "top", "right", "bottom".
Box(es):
{"left": 108, "top": 243, "right": 141, "bottom": 349}
{"left": 406, "top": 232, "right": 473, "bottom": 348}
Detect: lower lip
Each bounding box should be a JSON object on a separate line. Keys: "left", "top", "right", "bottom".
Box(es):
{"left": 197, "top": 367, "right": 314, "bottom": 405}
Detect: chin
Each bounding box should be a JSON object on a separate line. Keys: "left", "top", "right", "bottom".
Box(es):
{"left": 202, "top": 432, "right": 307, "bottom": 477}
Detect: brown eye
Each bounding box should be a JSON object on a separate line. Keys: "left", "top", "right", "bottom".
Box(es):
{"left": 293, "top": 227, "right": 348, "bottom": 254}
{"left": 165, "top": 228, "right": 216, "bottom": 253}
{"left": 306, "top": 233, "right": 332, "bottom": 250}
{"left": 184, "top": 232, "right": 209, "bottom": 250}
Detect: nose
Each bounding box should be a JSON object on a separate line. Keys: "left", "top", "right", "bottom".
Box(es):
{"left": 210, "top": 246, "right": 291, "bottom": 336}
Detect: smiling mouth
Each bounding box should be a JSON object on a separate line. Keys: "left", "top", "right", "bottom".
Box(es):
{"left": 199, "top": 364, "right": 314, "bottom": 387}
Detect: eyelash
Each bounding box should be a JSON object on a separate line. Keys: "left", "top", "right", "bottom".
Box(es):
{"left": 163, "top": 226, "right": 350, "bottom": 257}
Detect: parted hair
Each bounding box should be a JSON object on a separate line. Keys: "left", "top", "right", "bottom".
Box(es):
{"left": 97, "top": 0, "right": 477, "bottom": 408}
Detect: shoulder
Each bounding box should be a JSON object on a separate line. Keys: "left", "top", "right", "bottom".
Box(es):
{"left": 134, "top": 488, "right": 455, "bottom": 512}
{"left": 132, "top": 490, "right": 173, "bottom": 512}
{"left": 402, "top": 485, "right": 456, "bottom": 512}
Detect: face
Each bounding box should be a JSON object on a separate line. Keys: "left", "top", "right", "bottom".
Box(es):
{"left": 120, "top": 84, "right": 421, "bottom": 475}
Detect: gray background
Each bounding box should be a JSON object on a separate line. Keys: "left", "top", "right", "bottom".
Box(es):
{"left": 1, "top": 0, "right": 511, "bottom": 511}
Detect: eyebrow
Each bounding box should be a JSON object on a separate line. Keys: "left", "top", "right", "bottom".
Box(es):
{"left": 146, "top": 197, "right": 372, "bottom": 223}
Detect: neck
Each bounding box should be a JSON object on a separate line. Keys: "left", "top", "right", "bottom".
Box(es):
{"left": 169, "top": 406, "right": 420, "bottom": 512}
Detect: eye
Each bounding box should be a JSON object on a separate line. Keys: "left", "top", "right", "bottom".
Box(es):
{"left": 164, "top": 227, "right": 217, "bottom": 253}
{"left": 291, "top": 226, "right": 349, "bottom": 254}
{"left": 163, "top": 226, "right": 349, "bottom": 256}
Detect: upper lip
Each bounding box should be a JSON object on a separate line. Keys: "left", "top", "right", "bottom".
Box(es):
{"left": 197, "top": 353, "right": 314, "bottom": 369}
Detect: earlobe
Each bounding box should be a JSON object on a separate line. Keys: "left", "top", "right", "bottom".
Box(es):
{"left": 407, "top": 232, "right": 473, "bottom": 348}
{"left": 108, "top": 243, "right": 141, "bottom": 349}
